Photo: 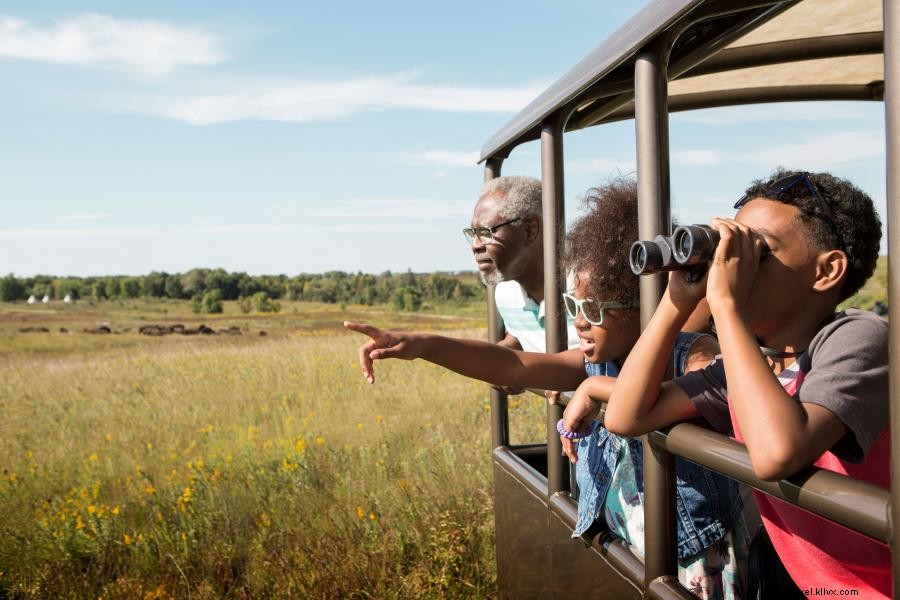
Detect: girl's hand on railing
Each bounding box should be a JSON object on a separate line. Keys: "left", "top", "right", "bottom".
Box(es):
{"left": 560, "top": 384, "right": 602, "bottom": 463}
{"left": 343, "top": 321, "right": 421, "bottom": 384}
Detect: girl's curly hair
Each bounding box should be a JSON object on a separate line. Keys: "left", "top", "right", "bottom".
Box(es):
{"left": 564, "top": 177, "right": 639, "bottom": 304}
{"left": 741, "top": 169, "right": 881, "bottom": 301}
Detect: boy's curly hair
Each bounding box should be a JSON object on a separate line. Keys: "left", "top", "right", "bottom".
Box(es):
{"left": 564, "top": 177, "right": 639, "bottom": 305}
{"left": 741, "top": 169, "right": 881, "bottom": 301}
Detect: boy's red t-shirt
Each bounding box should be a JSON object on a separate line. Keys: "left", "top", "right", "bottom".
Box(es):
{"left": 676, "top": 310, "right": 891, "bottom": 597}
{"left": 730, "top": 366, "right": 891, "bottom": 599}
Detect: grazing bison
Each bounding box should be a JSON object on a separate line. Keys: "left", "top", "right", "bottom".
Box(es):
{"left": 83, "top": 326, "right": 111, "bottom": 334}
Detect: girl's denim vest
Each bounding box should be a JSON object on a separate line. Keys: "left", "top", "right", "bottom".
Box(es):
{"left": 572, "top": 332, "right": 743, "bottom": 559}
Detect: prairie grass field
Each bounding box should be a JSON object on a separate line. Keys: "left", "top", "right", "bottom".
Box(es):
{"left": 0, "top": 300, "right": 547, "bottom": 599}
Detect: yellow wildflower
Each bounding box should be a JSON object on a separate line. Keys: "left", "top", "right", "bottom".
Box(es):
{"left": 369, "top": 512, "right": 376, "bottom": 521}
{"left": 357, "top": 423, "right": 364, "bottom": 431}
{"left": 144, "top": 485, "right": 156, "bottom": 495}
{"left": 75, "top": 516, "right": 84, "bottom": 530}
{"left": 105, "top": 433, "right": 113, "bottom": 442}
{"left": 315, "top": 436, "right": 326, "bottom": 446}
{"left": 87, "top": 505, "right": 96, "bottom": 514}
{"left": 356, "top": 506, "right": 366, "bottom": 519}
{"left": 123, "top": 533, "right": 132, "bottom": 545}
{"left": 88, "top": 453, "right": 98, "bottom": 462}
{"left": 295, "top": 438, "right": 306, "bottom": 453}
{"left": 112, "top": 505, "right": 120, "bottom": 516}
{"left": 376, "top": 415, "right": 384, "bottom": 423}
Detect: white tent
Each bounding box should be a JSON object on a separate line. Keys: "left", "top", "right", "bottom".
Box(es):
{"left": 63, "top": 294, "right": 72, "bottom": 303}
{"left": 26, "top": 295, "right": 36, "bottom": 304}
{"left": 41, "top": 295, "right": 50, "bottom": 303}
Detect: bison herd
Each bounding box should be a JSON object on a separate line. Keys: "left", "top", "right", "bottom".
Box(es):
{"left": 17, "top": 324, "right": 267, "bottom": 336}
{"left": 137, "top": 324, "right": 242, "bottom": 336}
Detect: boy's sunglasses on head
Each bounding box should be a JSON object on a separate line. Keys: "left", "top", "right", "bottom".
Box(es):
{"left": 562, "top": 293, "right": 634, "bottom": 326}
{"left": 733, "top": 171, "right": 839, "bottom": 240}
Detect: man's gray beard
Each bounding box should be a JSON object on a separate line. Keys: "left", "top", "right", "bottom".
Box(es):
{"left": 480, "top": 269, "right": 506, "bottom": 286}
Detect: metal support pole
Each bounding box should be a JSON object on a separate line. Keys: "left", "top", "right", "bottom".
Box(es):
{"left": 541, "top": 114, "right": 569, "bottom": 496}
{"left": 884, "top": 1, "right": 900, "bottom": 597}
{"left": 635, "top": 40, "right": 677, "bottom": 589}
{"left": 484, "top": 158, "right": 509, "bottom": 449}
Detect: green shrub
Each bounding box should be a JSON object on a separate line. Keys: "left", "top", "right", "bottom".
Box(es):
{"left": 192, "top": 290, "right": 223, "bottom": 314}
{"left": 248, "top": 292, "right": 281, "bottom": 312}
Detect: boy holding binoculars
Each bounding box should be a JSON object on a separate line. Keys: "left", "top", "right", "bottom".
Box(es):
{"left": 598, "top": 169, "right": 888, "bottom": 598}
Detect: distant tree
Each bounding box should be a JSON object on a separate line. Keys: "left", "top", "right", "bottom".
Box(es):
{"left": 164, "top": 275, "right": 184, "bottom": 299}
{"left": 401, "top": 269, "right": 417, "bottom": 287}
{"left": 181, "top": 269, "right": 207, "bottom": 298}
{"left": 0, "top": 274, "right": 25, "bottom": 302}
{"left": 121, "top": 277, "right": 142, "bottom": 299}
{"left": 104, "top": 277, "right": 121, "bottom": 299}
{"left": 142, "top": 272, "right": 168, "bottom": 298}
{"left": 91, "top": 282, "right": 107, "bottom": 301}
{"left": 392, "top": 286, "right": 421, "bottom": 312}
{"left": 54, "top": 278, "right": 81, "bottom": 300}
{"left": 238, "top": 274, "right": 261, "bottom": 298}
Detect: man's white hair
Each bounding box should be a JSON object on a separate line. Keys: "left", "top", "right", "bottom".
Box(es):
{"left": 479, "top": 176, "right": 542, "bottom": 223}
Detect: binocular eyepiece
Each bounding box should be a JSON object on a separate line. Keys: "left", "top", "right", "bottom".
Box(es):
{"left": 629, "top": 225, "right": 721, "bottom": 276}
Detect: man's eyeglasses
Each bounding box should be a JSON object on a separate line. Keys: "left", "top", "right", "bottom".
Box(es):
{"left": 463, "top": 218, "right": 520, "bottom": 245}
{"left": 734, "top": 171, "right": 839, "bottom": 240}
{"left": 562, "top": 293, "right": 634, "bottom": 326}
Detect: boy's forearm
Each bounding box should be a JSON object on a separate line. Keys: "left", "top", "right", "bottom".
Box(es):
{"left": 606, "top": 294, "right": 693, "bottom": 429}
{"left": 711, "top": 307, "right": 820, "bottom": 479}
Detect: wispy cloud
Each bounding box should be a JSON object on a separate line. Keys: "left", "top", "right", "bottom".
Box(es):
{"left": 304, "top": 196, "right": 470, "bottom": 219}
{"left": 672, "top": 130, "right": 884, "bottom": 171}
{"left": 741, "top": 130, "right": 884, "bottom": 170}
{"left": 140, "top": 74, "right": 546, "bottom": 124}
{"left": 0, "top": 14, "right": 227, "bottom": 75}
{"left": 0, "top": 223, "right": 414, "bottom": 240}
{"left": 60, "top": 212, "right": 114, "bottom": 222}
{"left": 3, "top": 197, "right": 474, "bottom": 240}
{"left": 567, "top": 157, "right": 636, "bottom": 176}
{"left": 401, "top": 149, "right": 480, "bottom": 168}
{"left": 673, "top": 149, "right": 722, "bottom": 167}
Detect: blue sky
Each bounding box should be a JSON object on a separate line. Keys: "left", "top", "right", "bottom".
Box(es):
{"left": 0, "top": 2, "right": 887, "bottom": 277}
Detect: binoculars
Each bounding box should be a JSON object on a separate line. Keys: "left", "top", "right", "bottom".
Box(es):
{"left": 629, "top": 225, "right": 720, "bottom": 276}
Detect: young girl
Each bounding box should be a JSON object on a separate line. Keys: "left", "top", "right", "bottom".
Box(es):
{"left": 345, "top": 178, "right": 747, "bottom": 599}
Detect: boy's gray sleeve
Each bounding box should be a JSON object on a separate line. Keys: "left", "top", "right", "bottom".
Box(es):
{"left": 674, "top": 358, "right": 731, "bottom": 434}
{"left": 802, "top": 311, "right": 889, "bottom": 463}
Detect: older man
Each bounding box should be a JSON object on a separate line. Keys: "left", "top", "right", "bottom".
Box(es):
{"left": 466, "top": 176, "right": 579, "bottom": 358}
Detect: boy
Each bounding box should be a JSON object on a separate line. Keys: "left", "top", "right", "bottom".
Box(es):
{"left": 604, "top": 169, "right": 888, "bottom": 598}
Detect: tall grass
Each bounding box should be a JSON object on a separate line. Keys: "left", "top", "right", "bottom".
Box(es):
{"left": 0, "top": 302, "right": 545, "bottom": 599}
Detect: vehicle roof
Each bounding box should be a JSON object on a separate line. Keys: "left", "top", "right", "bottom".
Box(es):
{"left": 480, "top": 0, "right": 883, "bottom": 162}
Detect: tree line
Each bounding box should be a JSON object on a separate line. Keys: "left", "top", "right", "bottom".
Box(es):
{"left": 0, "top": 269, "right": 485, "bottom": 312}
